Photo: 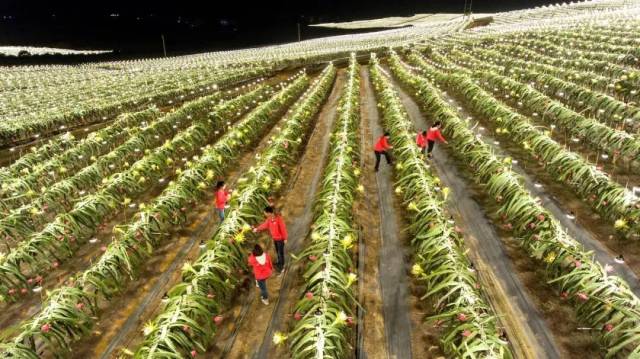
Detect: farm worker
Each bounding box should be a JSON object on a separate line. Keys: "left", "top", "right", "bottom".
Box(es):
{"left": 248, "top": 244, "right": 273, "bottom": 305}
{"left": 426, "top": 121, "right": 448, "bottom": 158}
{"left": 253, "top": 206, "right": 288, "bottom": 275}
{"left": 416, "top": 130, "right": 428, "bottom": 155}
{"left": 215, "top": 181, "right": 231, "bottom": 221}
{"left": 374, "top": 132, "right": 393, "bottom": 171}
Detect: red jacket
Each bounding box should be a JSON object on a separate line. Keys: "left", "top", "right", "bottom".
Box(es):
{"left": 255, "top": 215, "right": 288, "bottom": 241}
{"left": 215, "top": 189, "right": 230, "bottom": 209}
{"left": 374, "top": 136, "right": 391, "bottom": 152}
{"left": 426, "top": 128, "right": 446, "bottom": 142}
{"left": 248, "top": 253, "right": 273, "bottom": 280}
{"left": 416, "top": 133, "right": 427, "bottom": 148}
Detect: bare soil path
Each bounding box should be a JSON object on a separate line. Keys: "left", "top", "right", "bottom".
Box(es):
{"left": 355, "top": 65, "right": 389, "bottom": 359}
{"left": 361, "top": 66, "right": 413, "bottom": 359}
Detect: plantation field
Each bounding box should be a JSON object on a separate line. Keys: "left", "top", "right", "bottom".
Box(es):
{"left": 2, "top": 1, "right": 640, "bottom": 358}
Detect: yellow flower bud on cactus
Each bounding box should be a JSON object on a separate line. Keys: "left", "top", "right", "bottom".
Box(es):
{"left": 341, "top": 234, "right": 354, "bottom": 249}
{"left": 346, "top": 273, "right": 357, "bottom": 287}
{"left": 411, "top": 264, "right": 424, "bottom": 276}
{"left": 545, "top": 252, "right": 557, "bottom": 263}
{"left": 272, "top": 332, "right": 287, "bottom": 346}
{"left": 442, "top": 187, "right": 450, "bottom": 200}
{"left": 334, "top": 311, "right": 348, "bottom": 325}
{"left": 614, "top": 219, "right": 628, "bottom": 230}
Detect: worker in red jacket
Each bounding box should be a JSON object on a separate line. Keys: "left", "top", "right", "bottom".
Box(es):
{"left": 426, "top": 121, "right": 448, "bottom": 158}
{"left": 374, "top": 132, "right": 393, "bottom": 172}
{"left": 253, "top": 206, "right": 288, "bottom": 274}
{"left": 248, "top": 244, "right": 273, "bottom": 305}
{"left": 416, "top": 130, "right": 428, "bottom": 156}
{"left": 215, "top": 181, "right": 231, "bottom": 221}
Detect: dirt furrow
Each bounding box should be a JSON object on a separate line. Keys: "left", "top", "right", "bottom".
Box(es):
{"left": 206, "top": 70, "right": 344, "bottom": 359}
{"left": 355, "top": 65, "right": 388, "bottom": 359}
{"left": 362, "top": 66, "right": 414, "bottom": 359}
{"left": 388, "top": 72, "right": 562, "bottom": 359}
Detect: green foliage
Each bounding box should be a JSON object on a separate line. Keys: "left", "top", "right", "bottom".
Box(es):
{"left": 288, "top": 55, "right": 361, "bottom": 358}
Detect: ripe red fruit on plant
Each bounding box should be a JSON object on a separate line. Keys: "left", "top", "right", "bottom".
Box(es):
{"left": 346, "top": 316, "right": 354, "bottom": 326}
{"left": 41, "top": 323, "right": 51, "bottom": 333}
{"left": 20, "top": 288, "right": 28, "bottom": 294}
{"left": 305, "top": 292, "right": 314, "bottom": 299}
{"left": 577, "top": 292, "right": 588, "bottom": 301}
{"left": 190, "top": 350, "right": 197, "bottom": 357}
{"left": 461, "top": 329, "right": 472, "bottom": 337}
{"left": 8, "top": 288, "right": 15, "bottom": 295}
{"left": 213, "top": 315, "right": 223, "bottom": 324}
{"left": 574, "top": 260, "right": 582, "bottom": 268}
{"left": 52, "top": 261, "right": 59, "bottom": 268}
{"left": 309, "top": 255, "right": 317, "bottom": 261}
{"left": 604, "top": 323, "right": 614, "bottom": 332}
{"left": 76, "top": 303, "right": 85, "bottom": 310}
{"left": 294, "top": 312, "right": 302, "bottom": 321}
{"left": 457, "top": 313, "right": 467, "bottom": 322}
{"left": 537, "top": 214, "right": 546, "bottom": 221}
{"left": 182, "top": 325, "right": 190, "bottom": 332}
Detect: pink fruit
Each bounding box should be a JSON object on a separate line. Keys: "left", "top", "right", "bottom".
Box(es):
{"left": 457, "top": 313, "right": 467, "bottom": 322}
{"left": 604, "top": 323, "right": 614, "bottom": 332}
{"left": 100, "top": 245, "right": 107, "bottom": 252}
{"left": 294, "top": 312, "right": 302, "bottom": 321}
{"left": 27, "top": 278, "right": 33, "bottom": 284}
{"left": 346, "top": 316, "right": 354, "bottom": 326}
{"left": 214, "top": 315, "right": 223, "bottom": 324}
{"left": 207, "top": 292, "right": 215, "bottom": 299}
{"left": 574, "top": 260, "right": 582, "bottom": 268}
{"left": 190, "top": 350, "right": 197, "bottom": 357}
{"left": 305, "top": 292, "right": 314, "bottom": 300}
{"left": 454, "top": 226, "right": 463, "bottom": 233}
{"left": 41, "top": 323, "right": 51, "bottom": 333}
{"left": 577, "top": 292, "right": 589, "bottom": 301}
{"left": 8, "top": 288, "right": 16, "bottom": 295}
{"left": 76, "top": 303, "right": 85, "bottom": 310}
{"left": 537, "top": 214, "right": 546, "bottom": 221}
{"left": 20, "top": 288, "right": 27, "bottom": 294}
{"left": 461, "top": 329, "right": 472, "bottom": 337}
{"left": 52, "top": 261, "right": 59, "bottom": 268}
{"left": 309, "top": 255, "right": 317, "bottom": 262}
{"left": 532, "top": 234, "right": 540, "bottom": 241}
{"left": 182, "top": 325, "right": 190, "bottom": 332}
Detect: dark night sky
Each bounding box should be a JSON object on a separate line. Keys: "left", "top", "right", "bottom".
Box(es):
{"left": 0, "top": 0, "right": 566, "bottom": 56}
